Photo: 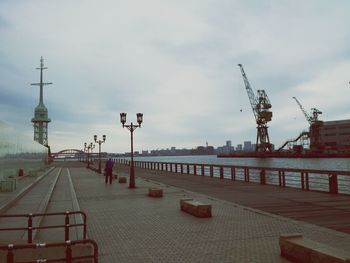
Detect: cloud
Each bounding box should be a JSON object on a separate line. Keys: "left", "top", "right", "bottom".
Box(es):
{"left": 0, "top": 0, "right": 350, "bottom": 153}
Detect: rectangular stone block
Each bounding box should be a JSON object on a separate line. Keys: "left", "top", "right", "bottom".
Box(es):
{"left": 180, "top": 199, "right": 212, "bottom": 218}
{"left": 118, "top": 177, "right": 127, "bottom": 183}
{"left": 279, "top": 233, "right": 350, "bottom": 263}
{"left": 148, "top": 188, "right": 163, "bottom": 197}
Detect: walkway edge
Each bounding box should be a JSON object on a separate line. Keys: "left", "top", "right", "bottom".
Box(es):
{"left": 67, "top": 168, "right": 85, "bottom": 240}
{"left": 0, "top": 166, "right": 56, "bottom": 214}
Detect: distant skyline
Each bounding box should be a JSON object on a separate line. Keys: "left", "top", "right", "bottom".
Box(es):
{"left": 1, "top": 1, "right": 350, "bottom": 153}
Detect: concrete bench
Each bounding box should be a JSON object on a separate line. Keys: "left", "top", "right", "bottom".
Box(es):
{"left": 180, "top": 199, "right": 212, "bottom": 218}
{"left": 118, "top": 177, "right": 127, "bottom": 183}
{"left": 148, "top": 188, "right": 163, "bottom": 198}
{"left": 279, "top": 233, "right": 350, "bottom": 263}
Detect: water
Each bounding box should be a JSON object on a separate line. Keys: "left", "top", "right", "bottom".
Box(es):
{"left": 134, "top": 155, "right": 350, "bottom": 171}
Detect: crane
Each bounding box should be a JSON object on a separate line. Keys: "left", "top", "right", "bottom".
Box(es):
{"left": 292, "top": 96, "right": 323, "bottom": 151}
{"left": 238, "top": 64, "right": 273, "bottom": 152}
{"left": 292, "top": 97, "right": 322, "bottom": 125}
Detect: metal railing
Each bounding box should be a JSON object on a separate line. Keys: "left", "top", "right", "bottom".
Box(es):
{"left": 0, "top": 211, "right": 87, "bottom": 243}
{"left": 115, "top": 159, "right": 350, "bottom": 195}
{"left": 0, "top": 239, "right": 98, "bottom": 263}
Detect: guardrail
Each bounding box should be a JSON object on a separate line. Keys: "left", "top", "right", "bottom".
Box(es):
{"left": 0, "top": 211, "right": 87, "bottom": 243}
{"left": 0, "top": 239, "right": 98, "bottom": 263}
{"left": 115, "top": 159, "right": 350, "bottom": 195}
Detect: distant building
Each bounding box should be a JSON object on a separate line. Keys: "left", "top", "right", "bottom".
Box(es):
{"left": 236, "top": 144, "right": 243, "bottom": 151}
{"left": 243, "top": 141, "right": 252, "bottom": 151}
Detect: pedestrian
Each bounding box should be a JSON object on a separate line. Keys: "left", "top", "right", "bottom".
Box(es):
{"left": 104, "top": 158, "right": 114, "bottom": 184}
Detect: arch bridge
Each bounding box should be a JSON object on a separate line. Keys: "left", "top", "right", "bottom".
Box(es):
{"left": 51, "top": 149, "right": 85, "bottom": 159}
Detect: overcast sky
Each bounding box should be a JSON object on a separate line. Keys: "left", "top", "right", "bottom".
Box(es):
{"left": 0, "top": 0, "right": 349, "bottom": 153}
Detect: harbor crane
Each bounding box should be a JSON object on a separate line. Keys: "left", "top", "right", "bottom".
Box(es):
{"left": 292, "top": 97, "right": 322, "bottom": 125}
{"left": 292, "top": 96, "right": 323, "bottom": 151}
{"left": 238, "top": 64, "right": 273, "bottom": 152}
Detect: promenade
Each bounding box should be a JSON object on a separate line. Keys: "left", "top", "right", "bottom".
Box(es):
{"left": 1, "top": 161, "right": 350, "bottom": 262}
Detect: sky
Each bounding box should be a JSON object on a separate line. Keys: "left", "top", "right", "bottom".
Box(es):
{"left": 0, "top": 0, "right": 349, "bottom": 153}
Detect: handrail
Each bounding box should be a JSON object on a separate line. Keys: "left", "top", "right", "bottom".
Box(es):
{"left": 0, "top": 211, "right": 87, "bottom": 243}
{"left": 0, "top": 239, "right": 98, "bottom": 263}
{"left": 115, "top": 159, "right": 350, "bottom": 195}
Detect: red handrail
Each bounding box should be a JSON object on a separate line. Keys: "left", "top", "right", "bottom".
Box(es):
{"left": 0, "top": 211, "right": 87, "bottom": 243}
{"left": 0, "top": 239, "right": 98, "bottom": 263}
{"left": 115, "top": 158, "right": 350, "bottom": 195}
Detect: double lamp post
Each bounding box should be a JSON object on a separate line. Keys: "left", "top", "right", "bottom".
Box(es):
{"left": 120, "top": 112, "right": 143, "bottom": 189}
{"left": 94, "top": 135, "right": 106, "bottom": 174}
{"left": 84, "top": 142, "right": 95, "bottom": 168}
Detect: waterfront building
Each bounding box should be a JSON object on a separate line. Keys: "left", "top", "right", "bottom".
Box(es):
{"left": 318, "top": 119, "right": 350, "bottom": 153}
{"left": 236, "top": 144, "right": 243, "bottom": 151}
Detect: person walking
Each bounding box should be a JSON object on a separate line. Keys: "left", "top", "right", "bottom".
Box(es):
{"left": 104, "top": 158, "right": 114, "bottom": 184}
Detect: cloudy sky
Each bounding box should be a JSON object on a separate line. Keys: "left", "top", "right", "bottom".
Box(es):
{"left": 0, "top": 0, "right": 349, "bottom": 153}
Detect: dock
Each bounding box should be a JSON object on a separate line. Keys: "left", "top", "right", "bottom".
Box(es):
{"left": 1, "top": 161, "right": 350, "bottom": 262}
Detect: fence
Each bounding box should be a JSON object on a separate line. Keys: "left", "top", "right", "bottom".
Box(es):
{"left": 0, "top": 211, "right": 87, "bottom": 243}
{"left": 115, "top": 159, "right": 350, "bottom": 195}
{"left": 0, "top": 239, "right": 98, "bottom": 263}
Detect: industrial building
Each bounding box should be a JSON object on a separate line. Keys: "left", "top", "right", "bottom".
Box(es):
{"left": 317, "top": 119, "right": 350, "bottom": 153}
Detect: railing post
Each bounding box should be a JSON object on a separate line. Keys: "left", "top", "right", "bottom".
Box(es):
{"left": 301, "top": 172, "right": 305, "bottom": 190}
{"left": 305, "top": 172, "right": 309, "bottom": 191}
{"left": 193, "top": 165, "right": 197, "bottom": 175}
{"left": 329, "top": 173, "right": 338, "bottom": 194}
{"left": 28, "top": 213, "right": 33, "bottom": 243}
{"left": 7, "top": 244, "right": 14, "bottom": 263}
{"left": 231, "top": 167, "right": 235, "bottom": 181}
{"left": 278, "top": 171, "right": 282, "bottom": 186}
{"left": 65, "top": 240, "right": 73, "bottom": 263}
{"left": 210, "top": 165, "right": 213, "bottom": 178}
{"left": 157, "top": 163, "right": 160, "bottom": 170}
{"left": 201, "top": 165, "right": 205, "bottom": 176}
{"left": 282, "top": 171, "right": 286, "bottom": 187}
{"left": 175, "top": 164, "right": 178, "bottom": 173}
{"left": 244, "top": 168, "right": 249, "bottom": 182}
{"left": 260, "top": 169, "right": 266, "bottom": 185}
{"left": 220, "top": 166, "right": 224, "bottom": 179}
{"left": 180, "top": 164, "right": 183, "bottom": 174}
{"left": 187, "top": 164, "right": 190, "bottom": 175}
{"left": 170, "top": 163, "right": 173, "bottom": 172}
{"left": 65, "top": 211, "right": 70, "bottom": 241}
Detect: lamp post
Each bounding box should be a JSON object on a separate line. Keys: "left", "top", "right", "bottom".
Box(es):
{"left": 84, "top": 142, "right": 95, "bottom": 168}
{"left": 120, "top": 112, "right": 143, "bottom": 188}
{"left": 94, "top": 134, "right": 106, "bottom": 174}
{"left": 84, "top": 143, "right": 88, "bottom": 164}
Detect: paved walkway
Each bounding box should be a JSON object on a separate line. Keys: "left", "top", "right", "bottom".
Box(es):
{"left": 69, "top": 164, "right": 350, "bottom": 262}
{"left": 2, "top": 162, "right": 350, "bottom": 262}
{"left": 120, "top": 164, "right": 350, "bottom": 234}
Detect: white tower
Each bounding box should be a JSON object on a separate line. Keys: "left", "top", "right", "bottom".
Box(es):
{"left": 31, "top": 57, "right": 52, "bottom": 146}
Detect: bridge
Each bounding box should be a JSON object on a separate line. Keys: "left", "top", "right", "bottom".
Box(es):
{"left": 51, "top": 149, "right": 85, "bottom": 159}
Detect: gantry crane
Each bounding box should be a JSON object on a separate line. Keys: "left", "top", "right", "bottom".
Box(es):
{"left": 238, "top": 64, "right": 273, "bottom": 152}
{"left": 292, "top": 96, "right": 323, "bottom": 151}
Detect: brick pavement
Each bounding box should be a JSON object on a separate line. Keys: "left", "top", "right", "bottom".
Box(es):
{"left": 69, "top": 166, "right": 350, "bottom": 263}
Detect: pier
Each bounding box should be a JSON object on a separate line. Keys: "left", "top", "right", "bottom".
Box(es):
{"left": 2, "top": 161, "right": 350, "bottom": 262}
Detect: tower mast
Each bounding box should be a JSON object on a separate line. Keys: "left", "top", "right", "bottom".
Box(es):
{"left": 31, "top": 57, "right": 52, "bottom": 146}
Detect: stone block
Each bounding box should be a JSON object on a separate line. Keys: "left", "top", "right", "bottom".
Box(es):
{"left": 279, "top": 233, "right": 350, "bottom": 263}
{"left": 148, "top": 188, "right": 163, "bottom": 197}
{"left": 118, "top": 177, "right": 127, "bottom": 183}
{"left": 180, "top": 199, "right": 212, "bottom": 218}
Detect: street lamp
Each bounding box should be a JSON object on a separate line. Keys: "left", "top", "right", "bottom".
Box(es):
{"left": 120, "top": 112, "right": 143, "bottom": 188}
{"left": 94, "top": 134, "right": 106, "bottom": 174}
{"left": 84, "top": 142, "right": 95, "bottom": 168}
